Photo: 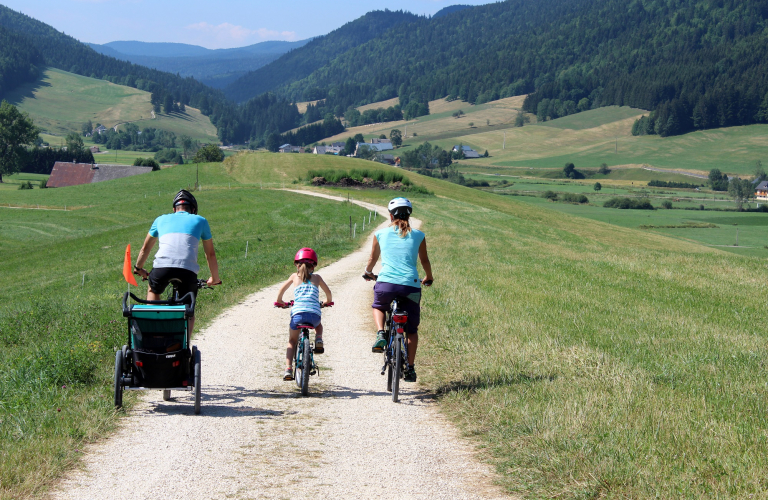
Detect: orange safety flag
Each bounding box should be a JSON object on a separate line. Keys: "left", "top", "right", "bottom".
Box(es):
{"left": 123, "top": 244, "right": 138, "bottom": 286}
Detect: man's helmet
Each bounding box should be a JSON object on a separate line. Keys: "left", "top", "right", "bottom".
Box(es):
{"left": 294, "top": 247, "right": 318, "bottom": 266}
{"left": 388, "top": 197, "right": 412, "bottom": 219}
{"left": 173, "top": 190, "right": 198, "bottom": 214}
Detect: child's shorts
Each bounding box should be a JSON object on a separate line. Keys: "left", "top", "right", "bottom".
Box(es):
{"left": 290, "top": 312, "right": 321, "bottom": 330}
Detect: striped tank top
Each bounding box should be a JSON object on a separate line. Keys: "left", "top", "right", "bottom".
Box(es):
{"left": 291, "top": 280, "right": 321, "bottom": 316}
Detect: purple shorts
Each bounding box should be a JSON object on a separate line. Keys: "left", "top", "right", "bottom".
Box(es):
{"left": 372, "top": 282, "right": 421, "bottom": 334}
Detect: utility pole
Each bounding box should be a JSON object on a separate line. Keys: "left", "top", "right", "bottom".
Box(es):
{"left": 615, "top": 137, "right": 618, "bottom": 154}
{"left": 503, "top": 131, "right": 506, "bottom": 150}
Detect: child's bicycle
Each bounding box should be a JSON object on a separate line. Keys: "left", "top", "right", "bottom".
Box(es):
{"left": 274, "top": 300, "right": 333, "bottom": 396}
{"left": 115, "top": 279, "right": 215, "bottom": 414}
{"left": 362, "top": 273, "right": 431, "bottom": 402}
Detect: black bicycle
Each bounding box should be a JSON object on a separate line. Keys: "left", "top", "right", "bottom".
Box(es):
{"left": 275, "top": 300, "right": 333, "bottom": 396}
{"left": 363, "top": 273, "right": 431, "bottom": 402}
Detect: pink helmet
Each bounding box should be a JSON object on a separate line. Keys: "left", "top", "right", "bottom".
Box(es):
{"left": 294, "top": 247, "right": 318, "bottom": 266}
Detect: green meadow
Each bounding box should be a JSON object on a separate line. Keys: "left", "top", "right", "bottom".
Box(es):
{"left": 5, "top": 68, "right": 219, "bottom": 143}
{"left": 233, "top": 154, "right": 767, "bottom": 498}
{"left": 3, "top": 148, "right": 768, "bottom": 498}
{"left": 0, "top": 160, "right": 374, "bottom": 498}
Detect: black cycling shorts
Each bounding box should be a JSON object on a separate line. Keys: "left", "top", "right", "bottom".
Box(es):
{"left": 148, "top": 267, "right": 198, "bottom": 300}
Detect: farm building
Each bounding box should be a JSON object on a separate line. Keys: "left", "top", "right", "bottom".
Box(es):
{"left": 452, "top": 145, "right": 481, "bottom": 158}
{"left": 755, "top": 181, "right": 768, "bottom": 200}
{"left": 313, "top": 145, "right": 344, "bottom": 155}
{"left": 279, "top": 144, "right": 302, "bottom": 153}
{"left": 355, "top": 142, "right": 393, "bottom": 156}
{"left": 46, "top": 162, "right": 152, "bottom": 188}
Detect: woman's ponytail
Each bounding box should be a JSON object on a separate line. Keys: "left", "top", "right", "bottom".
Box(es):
{"left": 391, "top": 217, "right": 411, "bottom": 237}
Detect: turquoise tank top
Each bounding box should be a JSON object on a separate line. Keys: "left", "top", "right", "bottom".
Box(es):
{"left": 375, "top": 226, "right": 425, "bottom": 287}
{"left": 291, "top": 280, "right": 321, "bottom": 316}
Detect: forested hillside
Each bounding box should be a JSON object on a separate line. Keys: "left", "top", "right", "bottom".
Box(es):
{"left": 0, "top": 5, "right": 303, "bottom": 146}
{"left": 256, "top": 0, "right": 768, "bottom": 138}
{"left": 224, "top": 10, "right": 420, "bottom": 103}
{"left": 0, "top": 26, "right": 42, "bottom": 98}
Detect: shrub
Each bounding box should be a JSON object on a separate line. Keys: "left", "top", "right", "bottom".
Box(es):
{"left": 561, "top": 193, "right": 589, "bottom": 204}
{"left": 154, "top": 149, "right": 184, "bottom": 165}
{"left": 133, "top": 157, "right": 161, "bottom": 170}
{"left": 661, "top": 200, "right": 673, "bottom": 209}
{"left": 39, "top": 179, "right": 47, "bottom": 189}
{"left": 543, "top": 190, "right": 558, "bottom": 201}
{"left": 563, "top": 162, "right": 584, "bottom": 179}
{"left": 603, "top": 197, "right": 655, "bottom": 210}
{"left": 648, "top": 180, "right": 701, "bottom": 189}
{"left": 18, "top": 181, "right": 33, "bottom": 190}
{"left": 193, "top": 144, "right": 224, "bottom": 163}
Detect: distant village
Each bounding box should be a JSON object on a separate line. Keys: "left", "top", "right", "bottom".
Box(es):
{"left": 278, "top": 138, "right": 482, "bottom": 167}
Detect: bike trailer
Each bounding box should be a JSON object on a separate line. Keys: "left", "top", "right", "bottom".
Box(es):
{"left": 115, "top": 292, "right": 202, "bottom": 414}
{"left": 128, "top": 304, "right": 190, "bottom": 388}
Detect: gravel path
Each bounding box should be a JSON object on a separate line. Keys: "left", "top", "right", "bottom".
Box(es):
{"left": 52, "top": 192, "right": 508, "bottom": 500}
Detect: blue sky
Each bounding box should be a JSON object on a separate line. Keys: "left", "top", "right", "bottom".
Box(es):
{"left": 4, "top": 0, "right": 495, "bottom": 49}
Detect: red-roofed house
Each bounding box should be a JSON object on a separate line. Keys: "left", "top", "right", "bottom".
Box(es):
{"left": 47, "top": 162, "right": 152, "bottom": 188}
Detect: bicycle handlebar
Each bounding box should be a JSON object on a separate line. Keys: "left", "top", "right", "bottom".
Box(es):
{"left": 363, "top": 273, "right": 433, "bottom": 287}
{"left": 273, "top": 300, "right": 334, "bottom": 309}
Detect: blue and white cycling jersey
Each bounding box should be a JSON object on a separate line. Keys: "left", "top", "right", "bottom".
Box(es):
{"left": 149, "top": 211, "right": 212, "bottom": 274}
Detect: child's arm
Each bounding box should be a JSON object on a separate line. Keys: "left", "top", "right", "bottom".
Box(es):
{"left": 315, "top": 275, "right": 333, "bottom": 304}
{"left": 275, "top": 274, "right": 296, "bottom": 303}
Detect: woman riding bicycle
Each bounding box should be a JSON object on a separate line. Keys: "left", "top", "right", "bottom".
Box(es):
{"left": 364, "top": 197, "right": 433, "bottom": 382}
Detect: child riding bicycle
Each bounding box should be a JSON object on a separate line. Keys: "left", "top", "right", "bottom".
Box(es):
{"left": 275, "top": 248, "right": 333, "bottom": 381}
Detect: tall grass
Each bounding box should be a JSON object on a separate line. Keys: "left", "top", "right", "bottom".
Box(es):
{"left": 303, "top": 163, "right": 768, "bottom": 498}
{"left": 0, "top": 163, "right": 374, "bottom": 498}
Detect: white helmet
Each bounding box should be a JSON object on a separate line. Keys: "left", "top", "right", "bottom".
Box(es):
{"left": 388, "top": 197, "right": 412, "bottom": 219}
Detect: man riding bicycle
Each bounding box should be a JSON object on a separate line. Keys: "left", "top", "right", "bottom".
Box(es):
{"left": 134, "top": 189, "right": 221, "bottom": 334}
{"left": 364, "top": 197, "right": 433, "bottom": 382}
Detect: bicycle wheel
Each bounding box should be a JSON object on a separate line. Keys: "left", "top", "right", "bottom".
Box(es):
{"left": 386, "top": 353, "right": 394, "bottom": 393}
{"left": 299, "top": 337, "right": 311, "bottom": 396}
{"left": 114, "top": 349, "right": 124, "bottom": 409}
{"left": 392, "top": 335, "right": 402, "bottom": 403}
{"left": 193, "top": 348, "right": 201, "bottom": 415}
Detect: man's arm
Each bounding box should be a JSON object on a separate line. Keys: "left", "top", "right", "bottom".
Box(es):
{"left": 418, "top": 238, "right": 433, "bottom": 285}
{"left": 134, "top": 233, "right": 157, "bottom": 279}
{"left": 202, "top": 239, "right": 221, "bottom": 285}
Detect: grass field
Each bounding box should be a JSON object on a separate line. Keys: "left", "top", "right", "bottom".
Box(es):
{"left": 315, "top": 95, "right": 768, "bottom": 181}
{"left": 321, "top": 95, "right": 529, "bottom": 145}
{"left": 438, "top": 108, "right": 768, "bottom": 177}
{"left": 0, "top": 173, "right": 49, "bottom": 191}
{"left": 4, "top": 68, "right": 219, "bottom": 143}
{"left": 0, "top": 161, "right": 374, "bottom": 498}
{"left": 5, "top": 150, "right": 768, "bottom": 498}
{"left": 250, "top": 154, "right": 768, "bottom": 498}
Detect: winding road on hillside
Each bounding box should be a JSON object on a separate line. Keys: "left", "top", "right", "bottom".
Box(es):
{"left": 52, "top": 191, "right": 508, "bottom": 500}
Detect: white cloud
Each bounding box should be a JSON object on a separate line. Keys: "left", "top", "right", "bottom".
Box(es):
{"left": 185, "top": 22, "right": 296, "bottom": 47}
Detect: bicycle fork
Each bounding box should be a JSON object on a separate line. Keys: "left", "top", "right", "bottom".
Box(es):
{"left": 380, "top": 333, "right": 409, "bottom": 376}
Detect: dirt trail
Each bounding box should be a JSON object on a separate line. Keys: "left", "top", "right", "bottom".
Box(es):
{"left": 52, "top": 191, "right": 508, "bottom": 500}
